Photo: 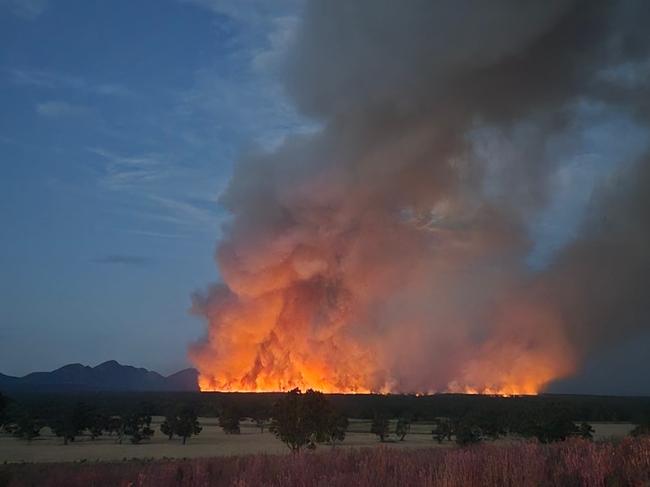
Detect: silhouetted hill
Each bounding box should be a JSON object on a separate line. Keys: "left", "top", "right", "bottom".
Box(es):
{"left": 0, "top": 361, "right": 199, "bottom": 393}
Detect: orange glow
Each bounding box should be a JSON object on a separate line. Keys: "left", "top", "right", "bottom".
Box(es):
{"left": 191, "top": 279, "right": 382, "bottom": 393}
{"left": 191, "top": 277, "right": 575, "bottom": 395}
{"left": 190, "top": 195, "right": 576, "bottom": 396}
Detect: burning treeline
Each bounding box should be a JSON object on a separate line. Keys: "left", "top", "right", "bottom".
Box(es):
{"left": 190, "top": 0, "right": 650, "bottom": 394}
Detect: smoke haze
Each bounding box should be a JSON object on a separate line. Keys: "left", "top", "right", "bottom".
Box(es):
{"left": 190, "top": 0, "right": 650, "bottom": 394}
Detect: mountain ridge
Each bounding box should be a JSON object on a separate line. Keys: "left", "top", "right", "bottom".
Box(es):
{"left": 0, "top": 361, "right": 199, "bottom": 393}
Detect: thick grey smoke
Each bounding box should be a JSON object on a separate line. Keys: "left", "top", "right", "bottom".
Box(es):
{"left": 191, "top": 0, "right": 650, "bottom": 393}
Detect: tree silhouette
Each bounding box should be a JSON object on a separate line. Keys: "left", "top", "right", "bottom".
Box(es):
{"left": 0, "top": 393, "right": 8, "bottom": 431}
{"left": 13, "top": 412, "right": 41, "bottom": 442}
{"left": 175, "top": 406, "right": 202, "bottom": 444}
{"left": 515, "top": 407, "right": 579, "bottom": 443}
{"left": 219, "top": 407, "right": 241, "bottom": 434}
{"left": 88, "top": 411, "right": 108, "bottom": 440}
{"left": 631, "top": 413, "right": 650, "bottom": 437}
{"left": 123, "top": 404, "right": 154, "bottom": 444}
{"left": 370, "top": 413, "right": 390, "bottom": 442}
{"left": 395, "top": 416, "right": 411, "bottom": 441}
{"left": 49, "top": 403, "right": 96, "bottom": 445}
{"left": 160, "top": 411, "right": 178, "bottom": 440}
{"left": 455, "top": 420, "right": 482, "bottom": 446}
{"left": 270, "top": 389, "right": 309, "bottom": 452}
{"left": 270, "top": 389, "right": 344, "bottom": 452}
{"left": 252, "top": 409, "right": 269, "bottom": 433}
{"left": 432, "top": 418, "right": 454, "bottom": 443}
{"left": 325, "top": 411, "right": 349, "bottom": 447}
{"left": 576, "top": 422, "right": 595, "bottom": 440}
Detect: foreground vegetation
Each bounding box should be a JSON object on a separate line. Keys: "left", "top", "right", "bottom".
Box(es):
{"left": 3, "top": 389, "right": 648, "bottom": 454}
{"left": 1, "top": 438, "right": 649, "bottom": 487}
{"left": 1, "top": 389, "right": 649, "bottom": 462}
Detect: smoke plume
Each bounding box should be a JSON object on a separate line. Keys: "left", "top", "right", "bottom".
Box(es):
{"left": 190, "top": 0, "right": 650, "bottom": 394}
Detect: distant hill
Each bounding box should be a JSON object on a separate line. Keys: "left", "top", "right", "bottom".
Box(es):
{"left": 0, "top": 361, "right": 199, "bottom": 393}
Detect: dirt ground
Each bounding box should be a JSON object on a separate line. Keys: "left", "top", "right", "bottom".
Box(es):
{"left": 0, "top": 418, "right": 635, "bottom": 463}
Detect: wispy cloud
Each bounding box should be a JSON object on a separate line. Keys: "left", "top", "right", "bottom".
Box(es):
{"left": 88, "top": 148, "right": 220, "bottom": 230}
{"left": 123, "top": 229, "right": 190, "bottom": 239}
{"left": 180, "top": 0, "right": 303, "bottom": 25}
{"left": 251, "top": 15, "right": 299, "bottom": 74}
{"left": 147, "top": 195, "right": 217, "bottom": 225}
{"left": 92, "top": 255, "right": 153, "bottom": 266}
{"left": 89, "top": 148, "right": 167, "bottom": 191}
{"left": 175, "top": 0, "right": 316, "bottom": 151}
{"left": 0, "top": 0, "right": 48, "bottom": 19}
{"left": 7, "top": 67, "right": 132, "bottom": 97}
{"left": 36, "top": 100, "right": 87, "bottom": 118}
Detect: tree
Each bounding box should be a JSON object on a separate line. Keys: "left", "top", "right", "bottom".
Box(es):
{"left": 370, "top": 413, "right": 390, "bottom": 442}
{"left": 472, "top": 411, "right": 506, "bottom": 440}
{"left": 219, "top": 407, "right": 241, "bottom": 434}
{"left": 301, "top": 389, "right": 332, "bottom": 444}
{"left": 455, "top": 420, "right": 482, "bottom": 446}
{"left": 123, "top": 405, "right": 154, "bottom": 444}
{"left": 515, "top": 407, "right": 579, "bottom": 443}
{"left": 631, "top": 423, "right": 650, "bottom": 437}
{"left": 13, "top": 412, "right": 42, "bottom": 442}
{"left": 324, "top": 411, "right": 349, "bottom": 447}
{"left": 630, "top": 412, "right": 650, "bottom": 437}
{"left": 432, "top": 418, "right": 453, "bottom": 443}
{"left": 270, "top": 389, "right": 339, "bottom": 452}
{"left": 0, "top": 393, "right": 8, "bottom": 432}
{"left": 270, "top": 389, "right": 310, "bottom": 452}
{"left": 88, "top": 411, "right": 108, "bottom": 440}
{"left": 576, "top": 422, "right": 595, "bottom": 440}
{"left": 251, "top": 409, "right": 269, "bottom": 433}
{"left": 160, "top": 411, "right": 178, "bottom": 440}
{"left": 50, "top": 402, "right": 92, "bottom": 445}
{"left": 106, "top": 416, "right": 123, "bottom": 440}
{"left": 395, "top": 416, "right": 411, "bottom": 441}
{"left": 175, "top": 406, "right": 202, "bottom": 444}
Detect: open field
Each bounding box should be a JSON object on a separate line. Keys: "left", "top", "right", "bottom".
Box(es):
{"left": 0, "top": 418, "right": 445, "bottom": 463}
{"left": 0, "top": 417, "right": 635, "bottom": 464}
{"left": 2, "top": 438, "right": 649, "bottom": 487}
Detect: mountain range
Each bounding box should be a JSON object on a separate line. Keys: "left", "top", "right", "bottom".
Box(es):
{"left": 0, "top": 360, "right": 199, "bottom": 393}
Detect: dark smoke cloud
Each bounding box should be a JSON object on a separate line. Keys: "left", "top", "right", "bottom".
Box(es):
{"left": 535, "top": 154, "right": 650, "bottom": 355}
{"left": 191, "top": 0, "right": 650, "bottom": 393}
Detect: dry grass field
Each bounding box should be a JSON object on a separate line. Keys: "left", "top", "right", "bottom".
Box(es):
{"left": 3, "top": 438, "right": 650, "bottom": 487}
{"left": 0, "top": 418, "right": 635, "bottom": 464}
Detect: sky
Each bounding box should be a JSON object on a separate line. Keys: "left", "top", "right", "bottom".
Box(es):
{"left": 0, "top": 0, "right": 311, "bottom": 375}
{"left": 0, "top": 1, "right": 649, "bottom": 395}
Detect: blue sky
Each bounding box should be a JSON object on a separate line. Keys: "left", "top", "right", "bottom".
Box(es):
{"left": 0, "top": 0, "right": 309, "bottom": 375}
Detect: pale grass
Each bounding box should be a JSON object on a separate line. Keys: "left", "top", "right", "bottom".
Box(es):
{"left": 0, "top": 417, "right": 454, "bottom": 463}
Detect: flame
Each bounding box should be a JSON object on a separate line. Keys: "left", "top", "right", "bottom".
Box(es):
{"left": 190, "top": 228, "right": 576, "bottom": 395}
{"left": 192, "top": 285, "right": 573, "bottom": 394}
{"left": 189, "top": 143, "right": 577, "bottom": 397}
{"left": 191, "top": 279, "right": 382, "bottom": 393}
